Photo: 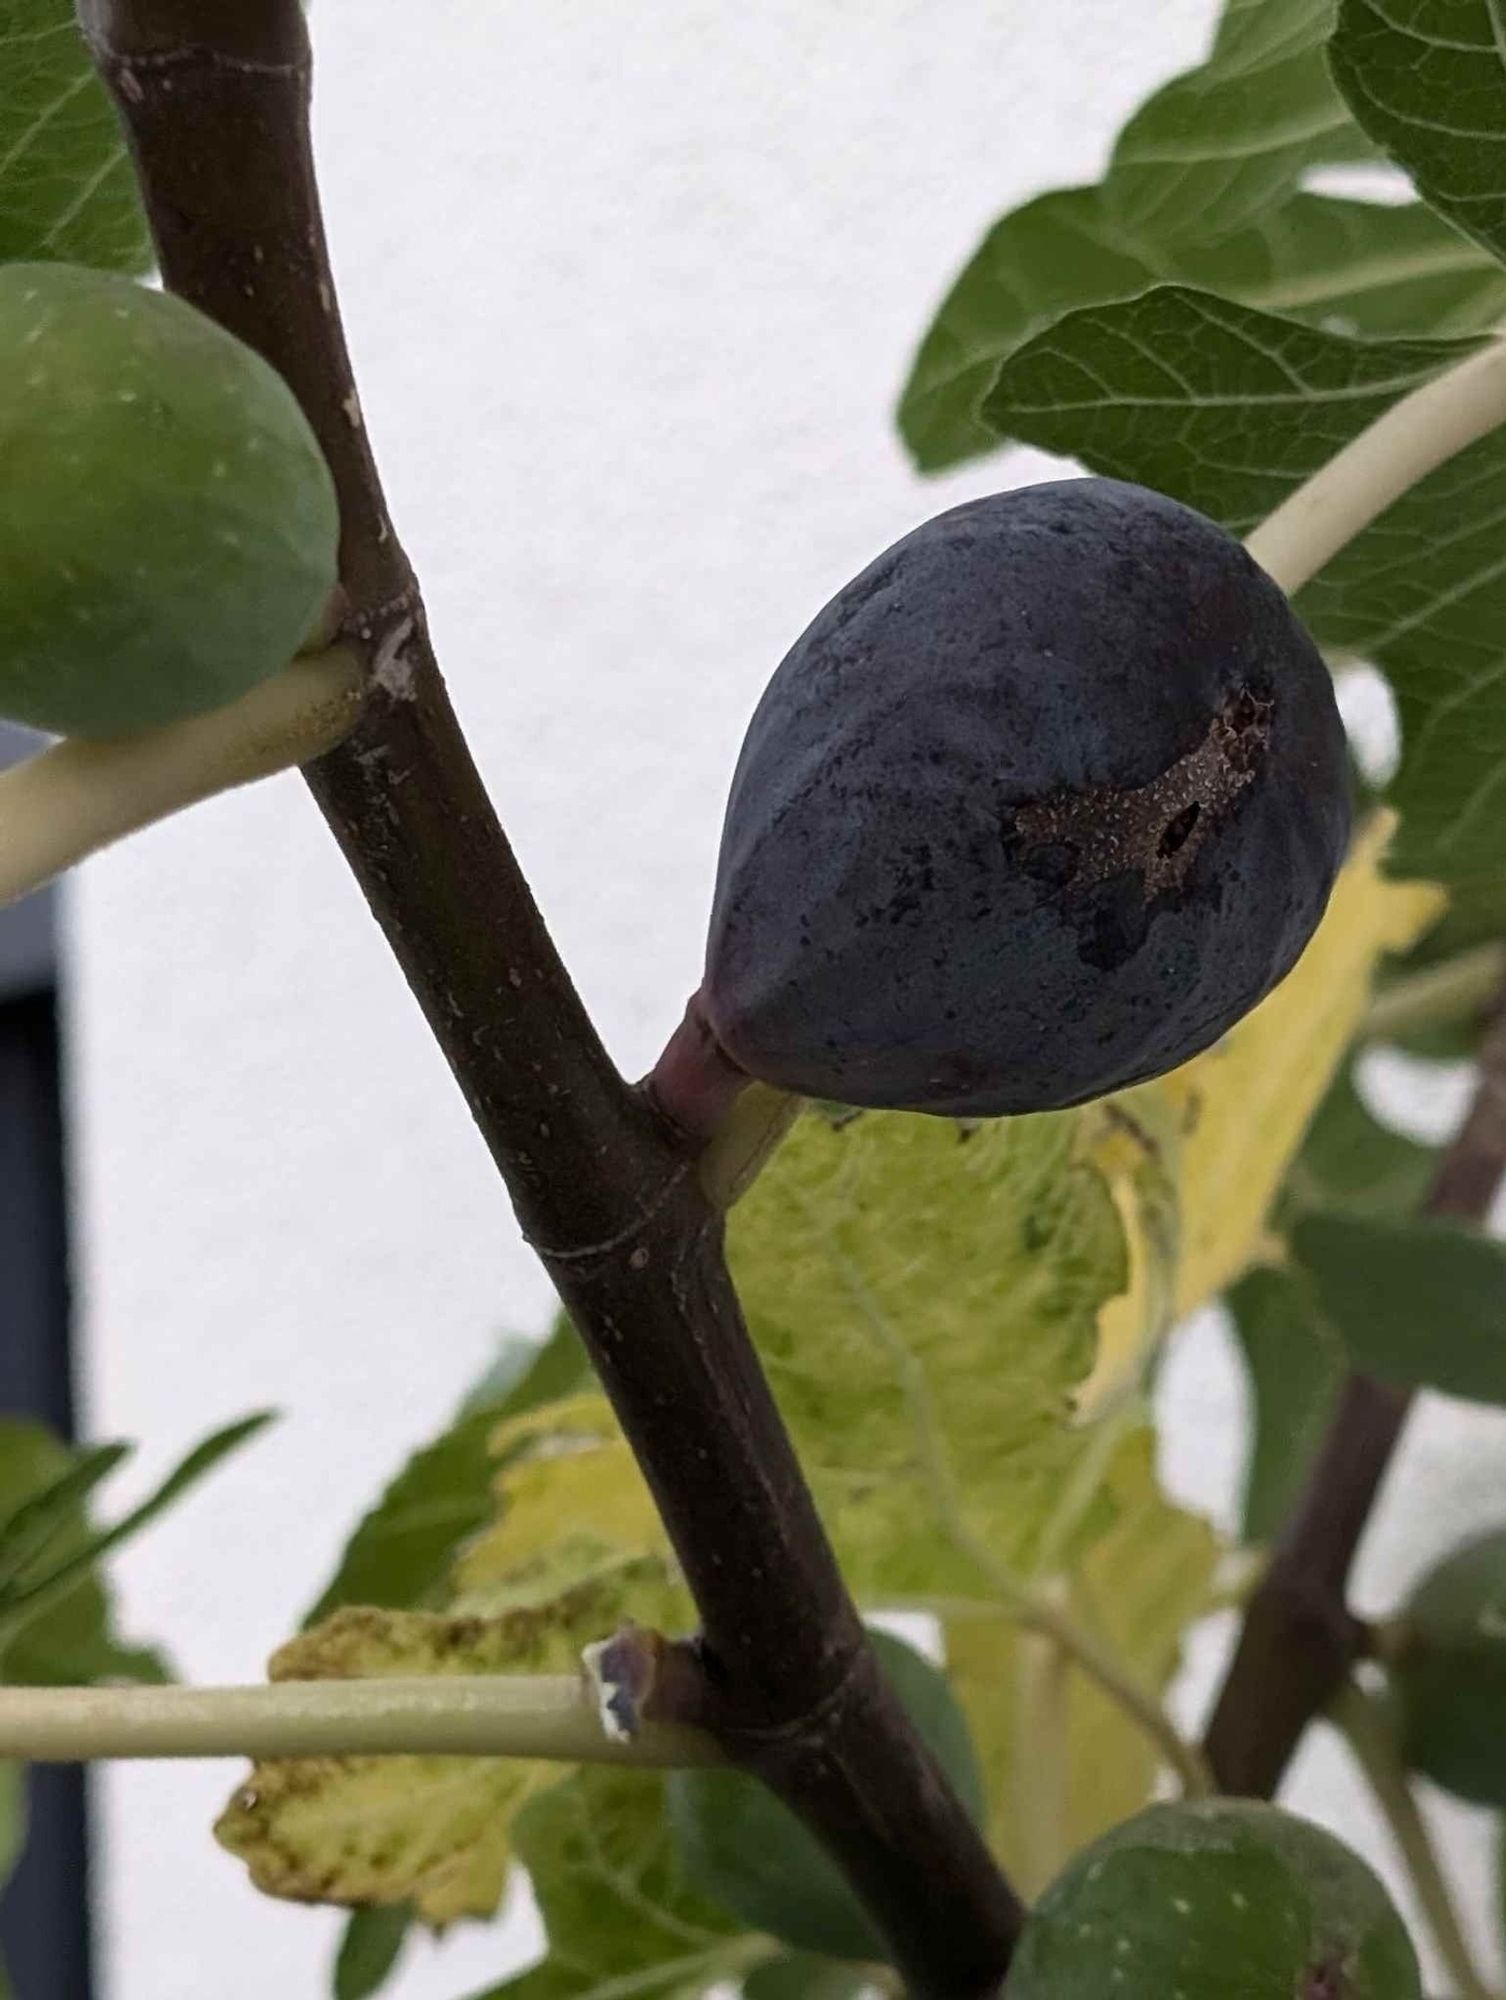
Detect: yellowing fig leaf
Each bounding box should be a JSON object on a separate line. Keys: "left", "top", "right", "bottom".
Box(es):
{"left": 215, "top": 1589, "right": 658, "bottom": 1922}
{"left": 1073, "top": 1094, "right": 1183, "bottom": 1420}
{"left": 1121, "top": 814, "right": 1443, "bottom": 1317}
{"left": 728, "top": 1105, "right": 1127, "bottom": 1598}
{"left": 216, "top": 1394, "right": 693, "bottom": 1925}
{"left": 945, "top": 1430, "right": 1217, "bottom": 1898}
{"left": 218, "top": 1090, "right": 1201, "bottom": 1934}
{"left": 216, "top": 1393, "right": 690, "bottom": 1928}
{"left": 451, "top": 1395, "right": 679, "bottom": 1619}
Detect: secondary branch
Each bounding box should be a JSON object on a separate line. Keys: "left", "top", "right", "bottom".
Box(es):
{"left": 79, "top": 5, "right": 1023, "bottom": 1990}
{"left": 1205, "top": 988, "right": 1506, "bottom": 1796}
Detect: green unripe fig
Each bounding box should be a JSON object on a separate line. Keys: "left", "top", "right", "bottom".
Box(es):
{"left": 1390, "top": 1528, "right": 1506, "bottom": 1807}
{"left": 666, "top": 1630, "right": 984, "bottom": 1964}
{"left": 1006, "top": 1800, "right": 1420, "bottom": 2000}
{"left": 0, "top": 262, "right": 339, "bottom": 737}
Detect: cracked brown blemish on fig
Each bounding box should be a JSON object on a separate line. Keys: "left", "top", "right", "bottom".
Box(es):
{"left": 1012, "top": 684, "right": 1274, "bottom": 901}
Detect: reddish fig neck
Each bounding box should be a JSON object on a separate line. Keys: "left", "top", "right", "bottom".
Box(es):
{"left": 644, "top": 989, "right": 753, "bottom": 1147}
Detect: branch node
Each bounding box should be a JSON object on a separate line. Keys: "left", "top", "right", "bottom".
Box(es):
{"left": 89, "top": 43, "right": 310, "bottom": 84}
{"left": 526, "top": 1160, "right": 695, "bottom": 1267}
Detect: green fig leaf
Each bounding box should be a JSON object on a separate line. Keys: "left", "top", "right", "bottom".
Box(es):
{"left": 1393, "top": 1531, "right": 1506, "bottom": 1808}
{"left": 0, "top": 0, "right": 149, "bottom": 272}
{"left": 1330, "top": 0, "right": 1506, "bottom": 268}
{"left": 1226, "top": 1264, "right": 1343, "bottom": 1545}
{"left": 1280, "top": 1063, "right": 1440, "bottom": 1226}
{"left": 899, "top": 184, "right": 1506, "bottom": 473}
{"left": 0, "top": 1761, "right": 22, "bottom": 1886}
{"left": 0, "top": 1412, "right": 270, "bottom": 1663}
{"left": 0, "top": 1418, "right": 175, "bottom": 1686}
{"left": 332, "top": 1904, "right": 412, "bottom": 2000}
{"left": 1107, "top": 0, "right": 1375, "bottom": 248}
{"left": 0, "top": 1759, "right": 22, "bottom": 2000}
{"left": 1291, "top": 1211, "right": 1506, "bottom": 1405}
{"left": 306, "top": 1316, "right": 591, "bottom": 1625}
{"left": 981, "top": 284, "right": 1467, "bottom": 537}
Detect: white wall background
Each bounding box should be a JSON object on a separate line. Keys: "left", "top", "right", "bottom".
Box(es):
{"left": 62, "top": 2, "right": 1506, "bottom": 1994}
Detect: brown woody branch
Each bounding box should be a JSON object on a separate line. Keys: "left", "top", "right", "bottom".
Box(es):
{"left": 78, "top": 3, "right": 1022, "bottom": 1989}
{"left": 1205, "top": 987, "right": 1506, "bottom": 1797}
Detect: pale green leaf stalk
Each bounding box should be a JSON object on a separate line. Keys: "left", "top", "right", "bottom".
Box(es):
{"left": 0, "top": 0, "right": 150, "bottom": 269}
{"left": 0, "top": 645, "right": 363, "bottom": 911}
{"left": 1333, "top": 1681, "right": 1499, "bottom": 2000}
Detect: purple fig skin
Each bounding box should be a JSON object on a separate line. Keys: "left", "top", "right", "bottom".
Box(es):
{"left": 700, "top": 478, "right": 1351, "bottom": 1118}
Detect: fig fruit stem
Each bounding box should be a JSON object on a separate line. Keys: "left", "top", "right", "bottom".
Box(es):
{"left": 1008, "top": 1609, "right": 1071, "bottom": 1898}
{"left": 645, "top": 989, "right": 757, "bottom": 1147}
{"left": 0, "top": 646, "right": 364, "bottom": 910}
{"left": 1245, "top": 335, "right": 1506, "bottom": 596}
{"left": 1331, "top": 1680, "right": 1500, "bottom": 2000}
{"left": 0, "top": 1675, "right": 720, "bottom": 1770}
{"left": 643, "top": 995, "right": 802, "bottom": 1211}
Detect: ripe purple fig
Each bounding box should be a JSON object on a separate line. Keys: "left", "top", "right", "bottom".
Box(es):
{"left": 666, "top": 478, "right": 1349, "bottom": 1126}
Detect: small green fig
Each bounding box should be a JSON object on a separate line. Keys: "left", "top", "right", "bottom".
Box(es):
{"left": 0, "top": 262, "right": 339, "bottom": 738}
{"left": 1006, "top": 1800, "right": 1420, "bottom": 2000}
{"left": 1390, "top": 1528, "right": 1506, "bottom": 1807}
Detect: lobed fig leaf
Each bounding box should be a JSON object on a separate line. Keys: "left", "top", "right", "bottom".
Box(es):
{"left": 1006, "top": 1799, "right": 1421, "bottom": 1999}
{"left": 701, "top": 479, "right": 1350, "bottom": 1119}
{"left": 1390, "top": 1529, "right": 1506, "bottom": 1809}
{"left": 0, "top": 262, "right": 339, "bottom": 738}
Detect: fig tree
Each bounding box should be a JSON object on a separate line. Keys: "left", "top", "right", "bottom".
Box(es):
{"left": 1006, "top": 1800, "right": 1420, "bottom": 1999}
{"left": 1389, "top": 1528, "right": 1506, "bottom": 1807}
{"left": 695, "top": 479, "right": 1349, "bottom": 1117}
{"left": 0, "top": 262, "right": 339, "bottom": 738}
